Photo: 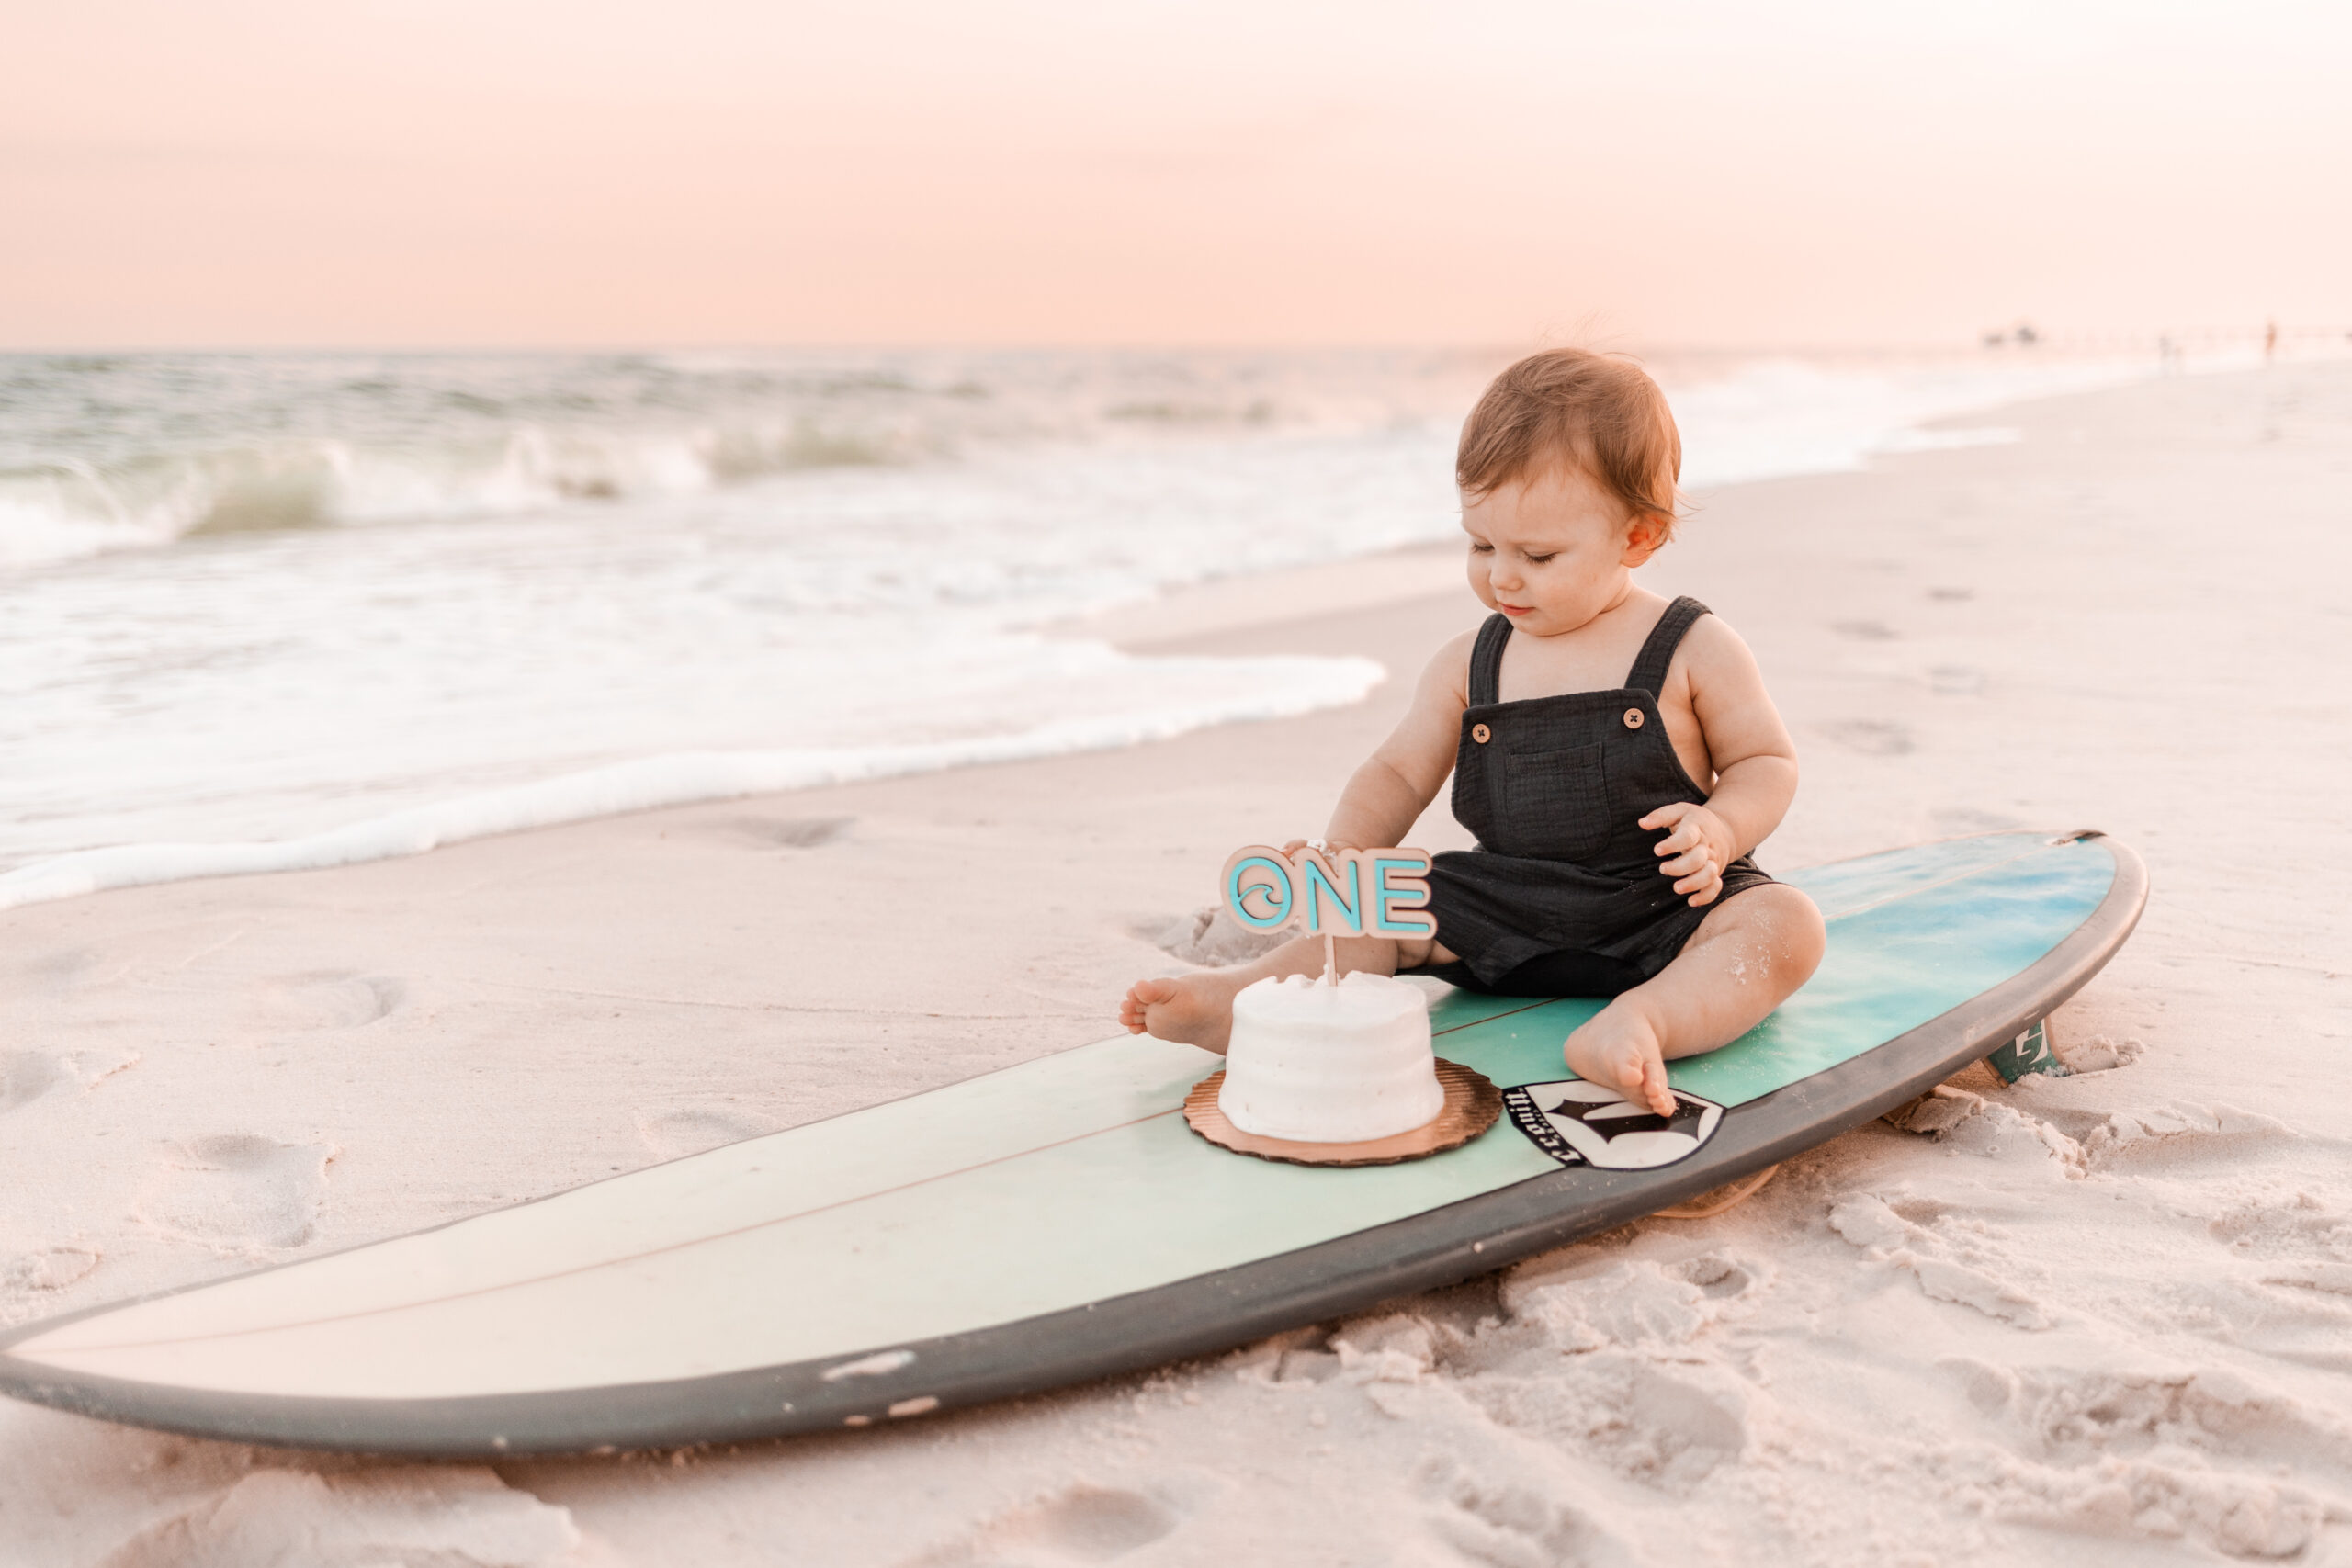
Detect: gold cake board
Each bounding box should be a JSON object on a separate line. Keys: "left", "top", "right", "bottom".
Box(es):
{"left": 1182, "top": 1058, "right": 1501, "bottom": 1168}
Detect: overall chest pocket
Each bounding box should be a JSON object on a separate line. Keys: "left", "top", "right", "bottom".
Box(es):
{"left": 1494, "top": 740, "right": 1613, "bottom": 860}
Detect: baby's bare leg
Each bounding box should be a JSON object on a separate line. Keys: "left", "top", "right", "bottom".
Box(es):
{"left": 1121, "top": 931, "right": 1448, "bottom": 1053}
{"left": 1562, "top": 885, "right": 1826, "bottom": 1115}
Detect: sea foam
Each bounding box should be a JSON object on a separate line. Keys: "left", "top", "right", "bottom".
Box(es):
{"left": 0, "top": 657, "right": 1383, "bottom": 912}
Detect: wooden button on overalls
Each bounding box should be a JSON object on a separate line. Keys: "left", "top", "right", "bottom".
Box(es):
{"left": 1623, "top": 707, "right": 1645, "bottom": 729}
{"left": 1471, "top": 723, "right": 1491, "bottom": 743}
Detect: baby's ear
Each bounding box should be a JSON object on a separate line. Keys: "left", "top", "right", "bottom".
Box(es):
{"left": 1621, "top": 513, "right": 1670, "bottom": 566}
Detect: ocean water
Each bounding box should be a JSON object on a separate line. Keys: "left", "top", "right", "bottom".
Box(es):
{"left": 0, "top": 346, "right": 2177, "bottom": 907}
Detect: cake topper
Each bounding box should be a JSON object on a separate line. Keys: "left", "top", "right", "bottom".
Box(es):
{"left": 1220, "top": 843, "right": 1436, "bottom": 984}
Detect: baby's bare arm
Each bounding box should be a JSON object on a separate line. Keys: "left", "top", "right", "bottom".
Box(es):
{"left": 1681, "top": 617, "right": 1799, "bottom": 856}
{"left": 1641, "top": 619, "right": 1798, "bottom": 905}
{"left": 1318, "top": 631, "right": 1474, "bottom": 849}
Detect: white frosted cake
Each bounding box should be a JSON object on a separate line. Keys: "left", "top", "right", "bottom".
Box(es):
{"left": 1217, "top": 971, "right": 1444, "bottom": 1143}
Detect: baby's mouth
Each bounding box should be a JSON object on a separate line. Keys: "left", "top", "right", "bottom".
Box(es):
{"left": 1498, "top": 604, "right": 1533, "bottom": 616}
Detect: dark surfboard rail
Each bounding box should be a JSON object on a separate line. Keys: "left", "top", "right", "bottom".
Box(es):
{"left": 0, "top": 832, "right": 2146, "bottom": 1456}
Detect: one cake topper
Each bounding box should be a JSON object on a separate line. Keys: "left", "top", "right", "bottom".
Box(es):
{"left": 1220, "top": 843, "right": 1436, "bottom": 985}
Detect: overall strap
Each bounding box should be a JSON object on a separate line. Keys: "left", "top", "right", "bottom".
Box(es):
{"left": 1624, "top": 596, "right": 1711, "bottom": 697}
{"left": 1467, "top": 614, "right": 1512, "bottom": 706}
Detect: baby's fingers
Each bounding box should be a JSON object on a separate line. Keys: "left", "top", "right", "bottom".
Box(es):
{"left": 1670, "top": 852, "right": 1720, "bottom": 890}
{"left": 1659, "top": 841, "right": 1714, "bottom": 876}
{"left": 1677, "top": 863, "right": 1724, "bottom": 905}
{"left": 1637, "top": 803, "right": 1691, "bottom": 833}
{"left": 1652, "top": 821, "right": 1703, "bottom": 857}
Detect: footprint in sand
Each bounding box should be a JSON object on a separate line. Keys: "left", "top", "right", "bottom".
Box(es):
{"left": 0, "top": 1050, "right": 63, "bottom": 1113}
{"left": 1139, "top": 906, "right": 1292, "bottom": 967}
{"left": 1934, "top": 1359, "right": 2340, "bottom": 1557}
{"left": 2154, "top": 1143, "right": 2352, "bottom": 1361}
{"left": 3, "top": 1246, "right": 102, "bottom": 1293}
{"left": 1423, "top": 1462, "right": 1617, "bottom": 1568}
{"left": 248, "top": 974, "right": 405, "bottom": 1032}
{"left": 136, "top": 1134, "right": 336, "bottom": 1251}
{"left": 1818, "top": 719, "right": 1915, "bottom": 756}
{"left": 2, "top": 1047, "right": 141, "bottom": 1112}
{"left": 904, "top": 1485, "right": 1179, "bottom": 1567}
{"left": 95, "top": 1467, "right": 582, "bottom": 1568}
{"left": 1449, "top": 1255, "right": 1767, "bottom": 1483}
{"left": 2212, "top": 1184, "right": 2352, "bottom": 1271}
{"left": 2052, "top": 1033, "right": 2144, "bottom": 1074}
{"left": 2081, "top": 1101, "right": 2297, "bottom": 1173}
{"left": 1829, "top": 1190, "right": 2051, "bottom": 1329}
{"left": 636, "top": 1107, "right": 777, "bottom": 1160}
{"left": 716, "top": 814, "right": 854, "bottom": 850}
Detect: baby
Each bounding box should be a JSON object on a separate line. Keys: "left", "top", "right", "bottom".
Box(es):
{"left": 1121, "top": 349, "right": 1826, "bottom": 1117}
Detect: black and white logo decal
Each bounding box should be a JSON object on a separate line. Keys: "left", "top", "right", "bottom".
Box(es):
{"left": 1503, "top": 1079, "right": 1724, "bottom": 1170}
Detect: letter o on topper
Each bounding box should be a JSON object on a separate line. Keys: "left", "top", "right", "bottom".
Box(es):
{"left": 1222, "top": 850, "right": 1295, "bottom": 931}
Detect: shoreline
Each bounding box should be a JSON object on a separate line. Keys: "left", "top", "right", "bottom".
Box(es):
{"left": 6, "top": 361, "right": 2351, "bottom": 1565}
{"left": 4, "top": 343, "right": 2286, "bottom": 907}
{"left": 0, "top": 539, "right": 1540, "bottom": 914}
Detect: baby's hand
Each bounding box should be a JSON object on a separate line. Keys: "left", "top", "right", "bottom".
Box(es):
{"left": 1639, "top": 802, "right": 1735, "bottom": 907}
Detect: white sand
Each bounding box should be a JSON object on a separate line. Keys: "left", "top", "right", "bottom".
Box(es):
{"left": 5, "top": 364, "right": 2349, "bottom": 1565}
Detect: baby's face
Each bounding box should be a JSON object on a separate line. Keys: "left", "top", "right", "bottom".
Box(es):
{"left": 1460, "top": 464, "right": 1660, "bottom": 637}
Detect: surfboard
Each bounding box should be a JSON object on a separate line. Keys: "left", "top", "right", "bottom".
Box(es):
{"left": 0, "top": 829, "right": 2144, "bottom": 1457}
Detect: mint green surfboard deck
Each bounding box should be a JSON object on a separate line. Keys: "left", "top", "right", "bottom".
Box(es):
{"left": 0, "top": 830, "right": 2144, "bottom": 1456}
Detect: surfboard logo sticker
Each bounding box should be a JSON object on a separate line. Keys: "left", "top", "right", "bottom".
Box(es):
{"left": 1503, "top": 1080, "right": 1724, "bottom": 1170}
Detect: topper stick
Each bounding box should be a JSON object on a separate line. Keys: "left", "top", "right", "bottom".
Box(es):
{"left": 1322, "top": 931, "right": 1337, "bottom": 987}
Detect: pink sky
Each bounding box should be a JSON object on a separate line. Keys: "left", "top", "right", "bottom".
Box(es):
{"left": 3, "top": 1, "right": 2346, "bottom": 349}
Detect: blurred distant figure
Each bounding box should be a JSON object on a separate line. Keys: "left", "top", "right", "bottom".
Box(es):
{"left": 2014, "top": 322, "right": 2040, "bottom": 346}
{"left": 2266, "top": 320, "right": 2278, "bottom": 360}
{"left": 2158, "top": 335, "right": 2176, "bottom": 375}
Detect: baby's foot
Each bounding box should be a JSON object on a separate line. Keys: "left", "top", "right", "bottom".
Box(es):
{"left": 1563, "top": 1006, "right": 1676, "bottom": 1117}
{"left": 1120, "top": 974, "right": 1239, "bottom": 1053}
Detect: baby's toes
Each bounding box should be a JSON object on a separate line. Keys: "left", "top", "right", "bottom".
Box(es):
{"left": 1122, "top": 979, "right": 1175, "bottom": 1027}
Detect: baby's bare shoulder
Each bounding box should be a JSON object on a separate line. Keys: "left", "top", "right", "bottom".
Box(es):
{"left": 1678, "top": 611, "right": 1763, "bottom": 688}
{"left": 1677, "top": 611, "right": 1792, "bottom": 760}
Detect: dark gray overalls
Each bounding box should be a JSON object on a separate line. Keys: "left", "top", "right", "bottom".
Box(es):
{"left": 1418, "top": 595, "right": 1775, "bottom": 997}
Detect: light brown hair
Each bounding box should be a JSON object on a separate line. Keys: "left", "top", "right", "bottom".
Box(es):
{"left": 1456, "top": 349, "right": 1682, "bottom": 539}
